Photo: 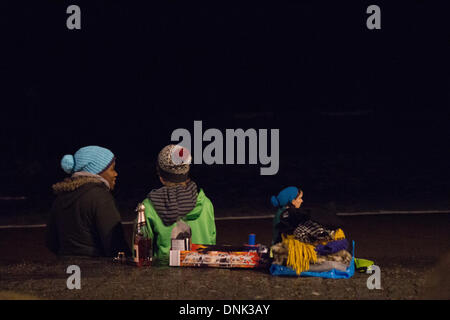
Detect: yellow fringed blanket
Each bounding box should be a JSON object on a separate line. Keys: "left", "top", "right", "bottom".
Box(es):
{"left": 282, "top": 234, "right": 317, "bottom": 275}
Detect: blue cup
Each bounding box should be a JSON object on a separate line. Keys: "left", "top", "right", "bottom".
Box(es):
{"left": 248, "top": 234, "right": 256, "bottom": 246}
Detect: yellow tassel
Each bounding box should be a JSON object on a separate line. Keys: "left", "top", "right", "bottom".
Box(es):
{"left": 282, "top": 234, "right": 317, "bottom": 275}
{"left": 333, "top": 228, "right": 346, "bottom": 240}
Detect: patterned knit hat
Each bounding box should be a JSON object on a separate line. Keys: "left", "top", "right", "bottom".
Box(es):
{"left": 156, "top": 144, "right": 192, "bottom": 183}
{"left": 60, "top": 146, "right": 115, "bottom": 175}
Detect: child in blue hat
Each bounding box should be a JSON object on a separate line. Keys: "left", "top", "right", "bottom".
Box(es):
{"left": 271, "top": 186, "right": 304, "bottom": 244}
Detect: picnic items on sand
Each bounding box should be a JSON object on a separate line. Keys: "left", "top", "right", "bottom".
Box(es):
{"left": 270, "top": 219, "right": 373, "bottom": 278}
{"left": 270, "top": 216, "right": 355, "bottom": 278}
{"left": 170, "top": 234, "right": 270, "bottom": 268}
{"left": 169, "top": 244, "right": 263, "bottom": 268}
{"left": 114, "top": 214, "right": 269, "bottom": 270}
{"left": 270, "top": 222, "right": 353, "bottom": 276}
{"left": 270, "top": 200, "right": 356, "bottom": 277}
{"left": 113, "top": 182, "right": 373, "bottom": 277}
{"left": 270, "top": 240, "right": 356, "bottom": 279}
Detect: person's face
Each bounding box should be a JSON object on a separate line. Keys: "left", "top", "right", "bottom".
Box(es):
{"left": 100, "top": 161, "right": 118, "bottom": 190}
{"left": 291, "top": 191, "right": 303, "bottom": 209}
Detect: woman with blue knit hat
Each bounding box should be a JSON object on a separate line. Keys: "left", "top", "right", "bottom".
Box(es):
{"left": 271, "top": 186, "right": 344, "bottom": 244}
{"left": 45, "top": 146, "right": 131, "bottom": 257}
{"left": 271, "top": 186, "right": 303, "bottom": 244}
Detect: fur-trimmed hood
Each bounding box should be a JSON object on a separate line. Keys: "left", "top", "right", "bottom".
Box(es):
{"left": 52, "top": 175, "right": 107, "bottom": 194}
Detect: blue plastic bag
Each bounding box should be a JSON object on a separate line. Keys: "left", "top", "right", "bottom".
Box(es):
{"left": 270, "top": 240, "right": 355, "bottom": 279}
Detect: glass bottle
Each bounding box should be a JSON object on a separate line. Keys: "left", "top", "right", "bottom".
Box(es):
{"left": 133, "top": 203, "right": 152, "bottom": 266}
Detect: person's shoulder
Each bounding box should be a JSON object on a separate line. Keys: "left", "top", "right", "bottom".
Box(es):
{"left": 288, "top": 206, "right": 311, "bottom": 213}
{"left": 196, "top": 188, "right": 211, "bottom": 202}
{"left": 286, "top": 207, "right": 311, "bottom": 220}
{"left": 83, "top": 181, "right": 110, "bottom": 193}
{"left": 141, "top": 197, "right": 153, "bottom": 209}
{"left": 80, "top": 183, "right": 113, "bottom": 202}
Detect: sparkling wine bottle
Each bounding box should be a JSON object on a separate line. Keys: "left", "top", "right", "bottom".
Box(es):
{"left": 133, "top": 203, "right": 152, "bottom": 266}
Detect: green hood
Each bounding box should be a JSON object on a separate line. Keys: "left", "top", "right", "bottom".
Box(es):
{"left": 139, "top": 188, "right": 216, "bottom": 264}
{"left": 184, "top": 189, "right": 207, "bottom": 221}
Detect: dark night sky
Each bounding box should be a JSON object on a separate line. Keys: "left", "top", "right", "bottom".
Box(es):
{"left": 1, "top": 1, "right": 449, "bottom": 207}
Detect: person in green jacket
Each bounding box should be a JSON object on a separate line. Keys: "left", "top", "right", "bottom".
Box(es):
{"left": 139, "top": 144, "right": 216, "bottom": 265}
{"left": 45, "top": 146, "right": 131, "bottom": 257}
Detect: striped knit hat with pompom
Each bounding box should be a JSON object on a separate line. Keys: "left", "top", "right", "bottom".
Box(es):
{"left": 60, "top": 146, "right": 115, "bottom": 175}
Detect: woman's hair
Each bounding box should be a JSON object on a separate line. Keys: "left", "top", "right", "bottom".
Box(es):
{"left": 158, "top": 167, "right": 191, "bottom": 187}
{"left": 156, "top": 163, "right": 190, "bottom": 184}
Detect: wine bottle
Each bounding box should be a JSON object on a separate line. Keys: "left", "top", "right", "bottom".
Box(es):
{"left": 133, "top": 203, "right": 152, "bottom": 266}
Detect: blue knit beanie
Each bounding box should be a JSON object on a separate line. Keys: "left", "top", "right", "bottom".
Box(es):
{"left": 270, "top": 186, "right": 299, "bottom": 208}
{"left": 60, "top": 146, "right": 115, "bottom": 175}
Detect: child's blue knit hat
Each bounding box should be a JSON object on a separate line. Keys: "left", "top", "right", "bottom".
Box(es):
{"left": 60, "top": 146, "right": 115, "bottom": 175}
{"left": 271, "top": 186, "right": 299, "bottom": 208}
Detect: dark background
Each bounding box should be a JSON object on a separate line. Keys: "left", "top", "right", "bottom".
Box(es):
{"left": 1, "top": 1, "right": 449, "bottom": 221}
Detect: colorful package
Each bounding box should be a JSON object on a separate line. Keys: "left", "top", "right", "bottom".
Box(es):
{"left": 170, "top": 244, "right": 262, "bottom": 268}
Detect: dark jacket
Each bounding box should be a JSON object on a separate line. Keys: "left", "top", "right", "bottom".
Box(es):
{"left": 45, "top": 176, "right": 131, "bottom": 257}
{"left": 274, "top": 204, "right": 344, "bottom": 244}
